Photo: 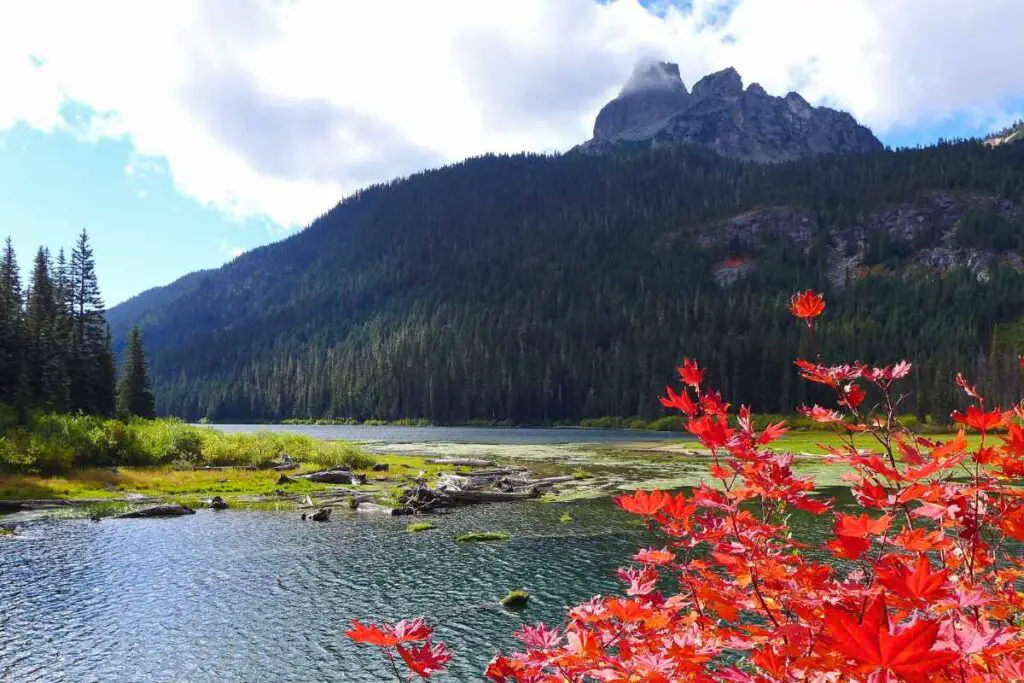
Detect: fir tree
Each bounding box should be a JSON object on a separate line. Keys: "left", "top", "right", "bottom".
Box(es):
{"left": 24, "top": 247, "right": 68, "bottom": 410}
{"left": 0, "top": 237, "right": 24, "bottom": 407}
{"left": 68, "top": 229, "right": 108, "bottom": 414}
{"left": 116, "top": 325, "right": 156, "bottom": 418}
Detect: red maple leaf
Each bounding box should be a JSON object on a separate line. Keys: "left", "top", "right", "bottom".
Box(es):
{"left": 345, "top": 620, "right": 400, "bottom": 648}
{"left": 823, "top": 593, "right": 957, "bottom": 681}
{"left": 789, "top": 289, "right": 825, "bottom": 322}
{"left": 397, "top": 640, "right": 453, "bottom": 679}
{"left": 952, "top": 406, "right": 1006, "bottom": 431}
{"left": 876, "top": 555, "right": 949, "bottom": 602}
{"left": 660, "top": 385, "right": 698, "bottom": 416}
{"left": 677, "top": 358, "right": 704, "bottom": 387}
{"left": 615, "top": 489, "right": 668, "bottom": 516}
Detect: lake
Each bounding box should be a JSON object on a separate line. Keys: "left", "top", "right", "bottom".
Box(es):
{"left": 0, "top": 492, "right": 843, "bottom": 682}
{"left": 210, "top": 424, "right": 685, "bottom": 446}
{"left": 0, "top": 426, "right": 835, "bottom": 682}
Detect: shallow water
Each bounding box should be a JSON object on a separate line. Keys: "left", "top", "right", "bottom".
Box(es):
{"left": 0, "top": 488, "right": 848, "bottom": 683}
{"left": 211, "top": 424, "right": 684, "bottom": 446}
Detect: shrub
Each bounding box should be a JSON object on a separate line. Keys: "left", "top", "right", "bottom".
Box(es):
{"left": 350, "top": 289, "right": 1024, "bottom": 681}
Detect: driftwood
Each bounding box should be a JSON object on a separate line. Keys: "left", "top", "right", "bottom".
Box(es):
{"left": 426, "top": 458, "right": 496, "bottom": 467}
{"left": 273, "top": 463, "right": 299, "bottom": 472}
{"left": 2, "top": 497, "right": 164, "bottom": 511}
{"left": 440, "top": 488, "right": 540, "bottom": 504}
{"left": 190, "top": 465, "right": 259, "bottom": 472}
{"left": 118, "top": 503, "right": 196, "bottom": 518}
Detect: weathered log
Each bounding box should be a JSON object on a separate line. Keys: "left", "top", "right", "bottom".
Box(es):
{"left": 426, "top": 458, "right": 496, "bottom": 467}
{"left": 190, "top": 465, "right": 258, "bottom": 471}
{"left": 276, "top": 473, "right": 296, "bottom": 485}
{"left": 523, "top": 475, "right": 579, "bottom": 487}
{"left": 439, "top": 488, "right": 540, "bottom": 505}
{"left": 273, "top": 463, "right": 299, "bottom": 472}
{"left": 118, "top": 504, "right": 196, "bottom": 518}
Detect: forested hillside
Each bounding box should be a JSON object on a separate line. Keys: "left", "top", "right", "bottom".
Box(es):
{"left": 108, "top": 140, "right": 1024, "bottom": 423}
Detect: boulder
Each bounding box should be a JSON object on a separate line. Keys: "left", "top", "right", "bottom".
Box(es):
{"left": 118, "top": 504, "right": 195, "bottom": 519}
{"left": 311, "top": 507, "right": 332, "bottom": 522}
{"left": 209, "top": 496, "right": 229, "bottom": 510}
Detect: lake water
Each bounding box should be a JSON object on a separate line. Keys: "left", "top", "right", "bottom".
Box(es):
{"left": 210, "top": 424, "right": 685, "bottom": 446}
{"left": 0, "top": 427, "right": 836, "bottom": 682}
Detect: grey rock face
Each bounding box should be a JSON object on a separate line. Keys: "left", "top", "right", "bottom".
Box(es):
{"left": 579, "top": 63, "right": 883, "bottom": 162}
{"left": 593, "top": 61, "right": 690, "bottom": 142}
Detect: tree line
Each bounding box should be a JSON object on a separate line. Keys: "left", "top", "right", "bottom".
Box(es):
{"left": 106, "top": 139, "right": 1024, "bottom": 423}
{"left": 0, "top": 230, "right": 154, "bottom": 422}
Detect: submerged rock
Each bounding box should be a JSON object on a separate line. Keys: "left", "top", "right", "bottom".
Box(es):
{"left": 209, "top": 496, "right": 229, "bottom": 511}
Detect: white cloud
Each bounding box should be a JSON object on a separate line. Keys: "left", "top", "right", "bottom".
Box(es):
{"left": 1, "top": 0, "right": 1022, "bottom": 228}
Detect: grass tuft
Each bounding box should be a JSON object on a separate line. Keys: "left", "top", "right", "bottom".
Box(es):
{"left": 407, "top": 522, "right": 436, "bottom": 533}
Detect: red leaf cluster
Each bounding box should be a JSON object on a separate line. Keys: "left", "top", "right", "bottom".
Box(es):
{"left": 350, "top": 290, "right": 1024, "bottom": 682}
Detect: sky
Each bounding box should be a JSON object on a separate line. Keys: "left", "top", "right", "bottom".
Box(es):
{"left": 1, "top": 0, "right": 1022, "bottom": 306}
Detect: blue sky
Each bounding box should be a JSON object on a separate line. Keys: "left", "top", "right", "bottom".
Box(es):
{"left": 1, "top": 0, "right": 1022, "bottom": 305}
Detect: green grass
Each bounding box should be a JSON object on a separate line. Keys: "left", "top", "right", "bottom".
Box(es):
{"left": 500, "top": 589, "right": 530, "bottom": 609}
{"left": 407, "top": 522, "right": 436, "bottom": 533}
{"left": 0, "top": 414, "right": 376, "bottom": 474}
{"left": 454, "top": 531, "right": 510, "bottom": 543}
{"left": 769, "top": 430, "right": 979, "bottom": 455}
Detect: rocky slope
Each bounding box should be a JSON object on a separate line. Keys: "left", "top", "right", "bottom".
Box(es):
{"left": 578, "top": 62, "right": 883, "bottom": 162}
{"left": 985, "top": 121, "right": 1024, "bottom": 147}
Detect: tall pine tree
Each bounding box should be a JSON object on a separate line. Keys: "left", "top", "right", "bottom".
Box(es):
{"left": 24, "top": 248, "right": 69, "bottom": 410}
{"left": 116, "top": 325, "right": 156, "bottom": 418}
{"left": 0, "top": 237, "right": 24, "bottom": 408}
{"left": 69, "top": 229, "right": 113, "bottom": 416}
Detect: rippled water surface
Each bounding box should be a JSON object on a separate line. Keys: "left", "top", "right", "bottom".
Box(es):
{"left": 2, "top": 499, "right": 659, "bottom": 682}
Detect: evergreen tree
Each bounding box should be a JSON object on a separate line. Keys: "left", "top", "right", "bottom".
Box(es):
{"left": 68, "top": 229, "right": 108, "bottom": 414}
{"left": 24, "top": 247, "right": 68, "bottom": 410}
{"left": 0, "top": 237, "right": 24, "bottom": 407}
{"left": 97, "top": 325, "right": 117, "bottom": 418}
{"left": 116, "top": 325, "right": 156, "bottom": 418}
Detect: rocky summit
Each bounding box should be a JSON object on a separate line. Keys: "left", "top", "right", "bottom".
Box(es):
{"left": 578, "top": 61, "right": 884, "bottom": 162}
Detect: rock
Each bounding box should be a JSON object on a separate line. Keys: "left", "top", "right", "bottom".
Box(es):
{"left": 297, "top": 469, "right": 367, "bottom": 485}
{"left": 371, "top": 463, "right": 389, "bottom": 472}
{"left": 578, "top": 62, "right": 883, "bottom": 162}
{"left": 118, "top": 504, "right": 195, "bottom": 519}
{"left": 209, "top": 496, "right": 229, "bottom": 510}
{"left": 311, "top": 507, "right": 332, "bottom": 522}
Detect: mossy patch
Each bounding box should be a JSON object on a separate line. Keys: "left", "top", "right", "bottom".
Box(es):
{"left": 500, "top": 589, "right": 530, "bottom": 609}
{"left": 559, "top": 513, "right": 573, "bottom": 523}
{"left": 454, "top": 531, "right": 510, "bottom": 543}
{"left": 407, "top": 522, "right": 436, "bottom": 533}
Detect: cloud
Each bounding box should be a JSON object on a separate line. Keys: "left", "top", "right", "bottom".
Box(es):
{"left": 1, "top": 0, "right": 1022, "bottom": 228}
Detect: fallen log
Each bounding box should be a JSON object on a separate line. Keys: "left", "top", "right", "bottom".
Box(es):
{"left": 426, "top": 458, "right": 496, "bottom": 467}
{"left": 523, "top": 475, "right": 579, "bottom": 487}
{"left": 190, "top": 465, "right": 259, "bottom": 471}
{"left": 118, "top": 503, "right": 196, "bottom": 518}
{"left": 439, "top": 488, "right": 540, "bottom": 505}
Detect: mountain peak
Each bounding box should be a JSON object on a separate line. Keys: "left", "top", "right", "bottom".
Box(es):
{"left": 620, "top": 60, "right": 687, "bottom": 96}
{"left": 580, "top": 62, "right": 883, "bottom": 162}
{"left": 691, "top": 67, "right": 743, "bottom": 98}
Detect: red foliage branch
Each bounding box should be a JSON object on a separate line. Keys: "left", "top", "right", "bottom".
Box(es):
{"left": 348, "top": 292, "right": 1024, "bottom": 682}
